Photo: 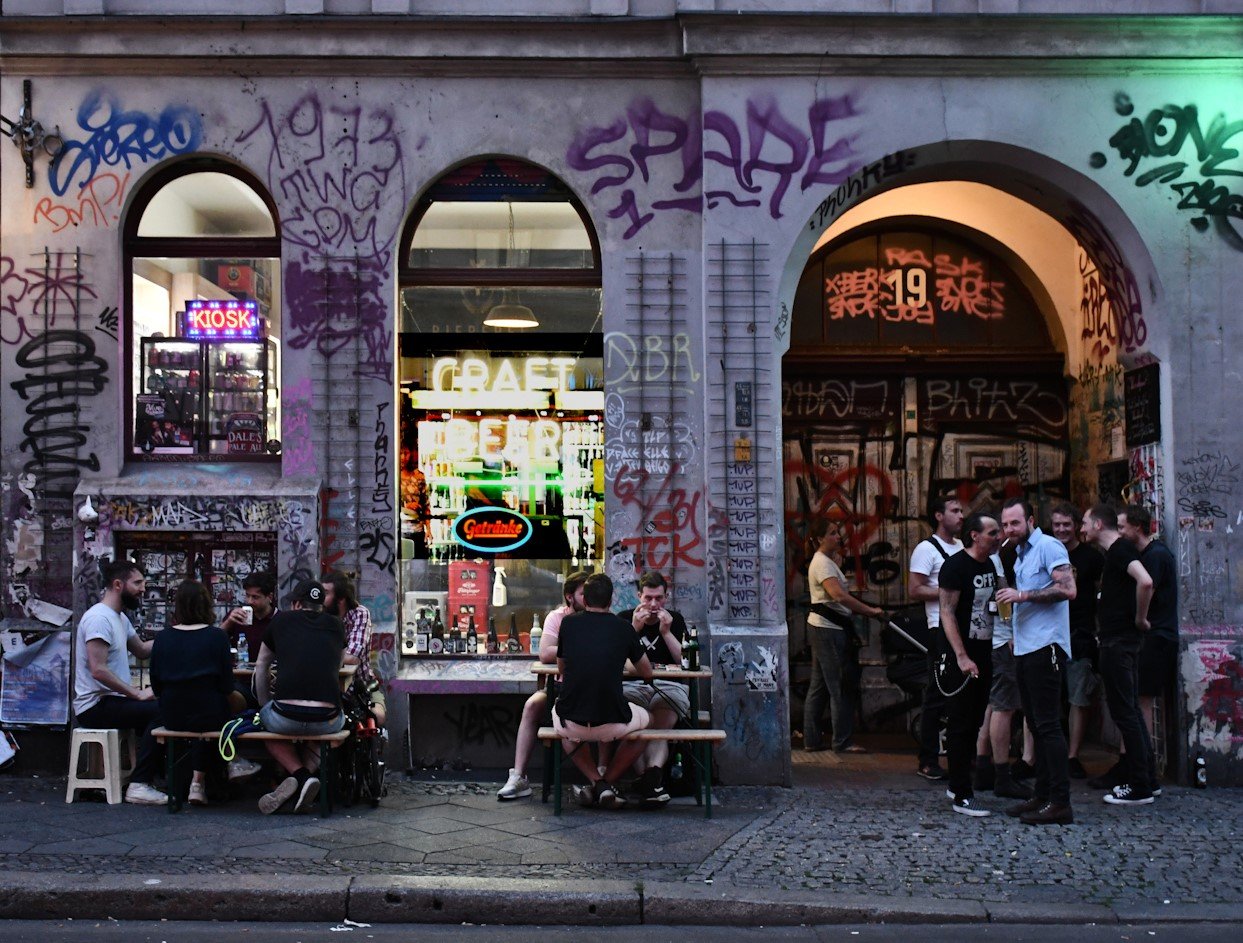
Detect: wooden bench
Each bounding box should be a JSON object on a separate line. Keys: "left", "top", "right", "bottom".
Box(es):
{"left": 152, "top": 727, "right": 351, "bottom": 817}
{"left": 538, "top": 726, "right": 726, "bottom": 818}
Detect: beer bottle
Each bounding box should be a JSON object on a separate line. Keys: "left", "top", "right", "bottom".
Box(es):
{"left": 682, "top": 623, "right": 700, "bottom": 672}
{"left": 466, "top": 615, "right": 479, "bottom": 656}
{"left": 486, "top": 616, "right": 500, "bottom": 654}
{"left": 415, "top": 607, "right": 430, "bottom": 655}
{"left": 506, "top": 614, "right": 521, "bottom": 653}
{"left": 429, "top": 608, "right": 445, "bottom": 655}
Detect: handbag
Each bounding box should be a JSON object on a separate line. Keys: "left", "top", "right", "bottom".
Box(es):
{"left": 218, "top": 709, "right": 264, "bottom": 762}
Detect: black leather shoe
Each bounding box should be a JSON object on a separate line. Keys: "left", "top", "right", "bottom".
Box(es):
{"left": 1005, "top": 796, "right": 1045, "bottom": 818}
{"left": 1020, "top": 802, "right": 1074, "bottom": 825}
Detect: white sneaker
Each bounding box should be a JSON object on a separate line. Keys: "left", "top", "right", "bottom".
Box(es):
{"left": 188, "top": 781, "right": 208, "bottom": 806}
{"left": 258, "top": 775, "right": 298, "bottom": 815}
{"left": 228, "top": 757, "right": 261, "bottom": 782}
{"left": 497, "top": 769, "right": 531, "bottom": 801}
{"left": 125, "top": 781, "right": 168, "bottom": 806}
{"left": 293, "top": 776, "right": 320, "bottom": 814}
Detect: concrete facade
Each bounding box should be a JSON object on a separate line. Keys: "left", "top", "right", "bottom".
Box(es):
{"left": 3, "top": 5, "right": 1243, "bottom": 785}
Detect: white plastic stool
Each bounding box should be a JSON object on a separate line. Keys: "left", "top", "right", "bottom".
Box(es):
{"left": 66, "top": 728, "right": 136, "bottom": 804}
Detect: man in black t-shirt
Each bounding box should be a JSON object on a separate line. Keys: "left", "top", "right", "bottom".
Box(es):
{"left": 553, "top": 573, "right": 654, "bottom": 810}
{"left": 1050, "top": 503, "right": 1104, "bottom": 779}
{"left": 936, "top": 512, "right": 1002, "bottom": 817}
{"left": 253, "top": 579, "right": 346, "bottom": 815}
{"left": 1081, "top": 504, "right": 1156, "bottom": 805}
{"left": 616, "top": 570, "right": 687, "bottom": 807}
{"left": 1120, "top": 504, "right": 1180, "bottom": 757}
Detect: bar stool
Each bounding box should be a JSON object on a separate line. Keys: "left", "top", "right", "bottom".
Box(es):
{"left": 65, "top": 728, "right": 137, "bottom": 804}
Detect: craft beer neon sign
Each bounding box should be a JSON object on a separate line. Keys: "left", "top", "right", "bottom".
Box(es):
{"left": 184, "top": 299, "right": 261, "bottom": 340}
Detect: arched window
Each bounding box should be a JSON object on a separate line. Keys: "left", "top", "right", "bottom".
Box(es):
{"left": 395, "top": 157, "right": 603, "bottom": 573}
{"left": 124, "top": 160, "right": 281, "bottom": 462}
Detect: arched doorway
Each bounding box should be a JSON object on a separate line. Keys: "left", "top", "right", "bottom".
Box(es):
{"left": 784, "top": 209, "right": 1070, "bottom": 751}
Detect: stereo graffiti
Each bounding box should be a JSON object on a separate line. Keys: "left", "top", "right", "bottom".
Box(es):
{"left": 567, "top": 95, "right": 865, "bottom": 239}
{"left": 1091, "top": 93, "right": 1243, "bottom": 252}
{"left": 46, "top": 90, "right": 201, "bottom": 198}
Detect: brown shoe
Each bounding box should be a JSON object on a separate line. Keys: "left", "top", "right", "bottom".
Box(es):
{"left": 1019, "top": 802, "right": 1074, "bottom": 825}
{"left": 1005, "top": 796, "right": 1045, "bottom": 818}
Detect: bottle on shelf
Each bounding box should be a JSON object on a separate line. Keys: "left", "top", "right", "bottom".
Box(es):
{"left": 236, "top": 632, "right": 248, "bottom": 667}
{"left": 415, "top": 608, "right": 430, "bottom": 654}
{"left": 682, "top": 623, "right": 700, "bottom": 672}
{"left": 429, "top": 608, "right": 445, "bottom": 654}
{"left": 486, "top": 616, "right": 500, "bottom": 655}
{"left": 530, "top": 614, "right": 543, "bottom": 656}
{"left": 506, "top": 614, "right": 521, "bottom": 654}
{"left": 466, "top": 615, "right": 479, "bottom": 656}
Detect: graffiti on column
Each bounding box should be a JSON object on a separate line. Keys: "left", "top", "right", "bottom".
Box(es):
{"left": 1090, "top": 92, "right": 1243, "bottom": 252}
{"left": 236, "top": 92, "right": 406, "bottom": 383}
{"left": 1062, "top": 201, "right": 1147, "bottom": 355}
{"left": 567, "top": 95, "right": 866, "bottom": 238}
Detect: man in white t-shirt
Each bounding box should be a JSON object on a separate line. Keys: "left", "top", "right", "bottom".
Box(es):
{"left": 72, "top": 559, "right": 167, "bottom": 805}
{"left": 497, "top": 571, "right": 590, "bottom": 801}
{"left": 907, "top": 495, "right": 963, "bottom": 781}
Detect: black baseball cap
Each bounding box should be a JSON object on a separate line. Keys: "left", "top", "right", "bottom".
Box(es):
{"left": 290, "top": 578, "right": 325, "bottom": 608}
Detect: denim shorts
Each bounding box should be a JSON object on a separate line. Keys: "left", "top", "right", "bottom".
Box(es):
{"left": 989, "top": 645, "right": 1022, "bottom": 711}
{"left": 1065, "top": 656, "right": 1100, "bottom": 708}
{"left": 259, "top": 701, "right": 344, "bottom": 737}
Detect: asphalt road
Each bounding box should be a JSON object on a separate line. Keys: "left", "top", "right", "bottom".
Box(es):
{"left": 0, "top": 922, "right": 1237, "bottom": 943}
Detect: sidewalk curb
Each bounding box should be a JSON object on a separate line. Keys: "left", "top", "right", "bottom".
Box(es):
{"left": 4, "top": 872, "right": 1243, "bottom": 926}
{"left": 0, "top": 872, "right": 349, "bottom": 922}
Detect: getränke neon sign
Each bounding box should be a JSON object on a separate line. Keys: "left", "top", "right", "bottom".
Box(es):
{"left": 183, "top": 299, "right": 261, "bottom": 340}
{"left": 432, "top": 356, "right": 578, "bottom": 394}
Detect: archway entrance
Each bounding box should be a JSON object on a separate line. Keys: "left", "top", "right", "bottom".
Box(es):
{"left": 780, "top": 170, "right": 1154, "bottom": 771}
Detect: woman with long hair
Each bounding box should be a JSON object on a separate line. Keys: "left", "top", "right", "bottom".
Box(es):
{"left": 149, "top": 580, "right": 237, "bottom": 806}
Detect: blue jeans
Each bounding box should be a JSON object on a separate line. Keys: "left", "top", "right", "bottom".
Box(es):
{"left": 803, "top": 623, "right": 855, "bottom": 750}
{"left": 260, "top": 702, "right": 344, "bottom": 737}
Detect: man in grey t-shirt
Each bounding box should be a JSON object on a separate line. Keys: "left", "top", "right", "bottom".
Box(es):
{"left": 73, "top": 559, "right": 167, "bottom": 805}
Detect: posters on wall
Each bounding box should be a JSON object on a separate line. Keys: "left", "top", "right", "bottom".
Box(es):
{"left": 1, "top": 633, "right": 71, "bottom": 725}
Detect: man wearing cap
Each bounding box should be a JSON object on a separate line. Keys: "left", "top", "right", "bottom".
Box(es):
{"left": 252, "top": 579, "right": 347, "bottom": 814}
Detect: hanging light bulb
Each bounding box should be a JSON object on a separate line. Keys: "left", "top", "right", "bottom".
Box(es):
{"left": 484, "top": 201, "right": 539, "bottom": 329}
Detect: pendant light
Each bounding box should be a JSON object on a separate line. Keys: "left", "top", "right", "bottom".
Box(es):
{"left": 484, "top": 202, "right": 539, "bottom": 329}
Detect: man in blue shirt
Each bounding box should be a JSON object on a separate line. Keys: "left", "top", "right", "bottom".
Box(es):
{"left": 996, "top": 498, "right": 1077, "bottom": 825}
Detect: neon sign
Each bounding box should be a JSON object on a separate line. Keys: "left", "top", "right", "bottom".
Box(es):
{"left": 452, "top": 507, "right": 534, "bottom": 554}
{"left": 184, "top": 299, "right": 261, "bottom": 340}
{"left": 418, "top": 417, "right": 562, "bottom": 465}
{"left": 432, "top": 356, "right": 578, "bottom": 394}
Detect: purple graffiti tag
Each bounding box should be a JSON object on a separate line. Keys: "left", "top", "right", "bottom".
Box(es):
{"left": 567, "top": 95, "right": 864, "bottom": 239}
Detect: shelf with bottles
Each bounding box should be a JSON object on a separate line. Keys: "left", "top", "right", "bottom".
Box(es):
{"left": 402, "top": 607, "right": 549, "bottom": 658}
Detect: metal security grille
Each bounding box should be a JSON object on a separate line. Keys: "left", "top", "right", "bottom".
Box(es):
{"left": 312, "top": 254, "right": 368, "bottom": 581}
{"left": 707, "top": 239, "right": 775, "bottom": 625}
{"left": 621, "top": 252, "right": 696, "bottom": 598}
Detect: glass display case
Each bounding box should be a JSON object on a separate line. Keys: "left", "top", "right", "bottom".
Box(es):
{"left": 138, "top": 335, "right": 276, "bottom": 457}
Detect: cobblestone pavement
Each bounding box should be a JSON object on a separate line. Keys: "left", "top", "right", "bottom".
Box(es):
{"left": 3, "top": 773, "right": 1240, "bottom": 908}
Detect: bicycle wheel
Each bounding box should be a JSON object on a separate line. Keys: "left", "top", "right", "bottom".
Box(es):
{"left": 356, "top": 734, "right": 385, "bottom": 808}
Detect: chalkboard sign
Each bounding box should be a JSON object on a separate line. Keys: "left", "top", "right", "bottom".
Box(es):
{"left": 1124, "top": 364, "right": 1161, "bottom": 447}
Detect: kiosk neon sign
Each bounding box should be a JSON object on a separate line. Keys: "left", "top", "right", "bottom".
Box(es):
{"left": 452, "top": 507, "right": 534, "bottom": 554}
{"left": 184, "top": 299, "right": 261, "bottom": 340}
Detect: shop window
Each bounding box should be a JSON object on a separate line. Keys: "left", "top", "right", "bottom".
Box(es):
{"left": 125, "top": 163, "right": 281, "bottom": 461}
{"left": 396, "top": 158, "right": 602, "bottom": 657}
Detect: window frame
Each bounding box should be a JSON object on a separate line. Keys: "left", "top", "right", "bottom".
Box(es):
{"left": 123, "top": 158, "right": 282, "bottom": 464}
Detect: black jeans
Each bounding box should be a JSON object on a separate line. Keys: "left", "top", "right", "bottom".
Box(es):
{"left": 942, "top": 637, "right": 992, "bottom": 800}
{"left": 1099, "top": 637, "right": 1155, "bottom": 793}
{"left": 1016, "top": 645, "right": 1071, "bottom": 806}
{"left": 918, "top": 647, "right": 949, "bottom": 768}
{"left": 76, "top": 695, "right": 163, "bottom": 786}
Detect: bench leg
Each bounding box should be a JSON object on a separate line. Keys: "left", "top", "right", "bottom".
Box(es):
{"left": 164, "top": 740, "right": 186, "bottom": 814}
{"left": 319, "top": 743, "right": 335, "bottom": 819}
{"left": 703, "top": 742, "right": 713, "bottom": 820}
{"left": 553, "top": 745, "right": 562, "bottom": 816}
{"left": 541, "top": 739, "right": 554, "bottom": 803}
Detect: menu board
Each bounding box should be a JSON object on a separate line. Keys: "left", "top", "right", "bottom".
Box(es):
{"left": 1124, "top": 364, "right": 1161, "bottom": 448}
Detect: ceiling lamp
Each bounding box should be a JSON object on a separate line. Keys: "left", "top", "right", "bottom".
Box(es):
{"left": 484, "top": 202, "right": 539, "bottom": 329}
{"left": 484, "top": 289, "right": 539, "bottom": 329}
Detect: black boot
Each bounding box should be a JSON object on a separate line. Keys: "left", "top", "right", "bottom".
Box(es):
{"left": 993, "top": 762, "right": 1033, "bottom": 800}
{"left": 973, "top": 756, "right": 995, "bottom": 792}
